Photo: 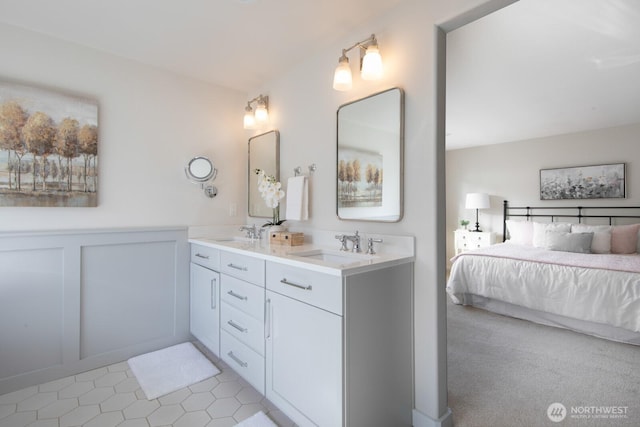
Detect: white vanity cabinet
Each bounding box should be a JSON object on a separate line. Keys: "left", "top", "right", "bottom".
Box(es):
{"left": 265, "top": 260, "right": 414, "bottom": 427}
{"left": 219, "top": 251, "right": 266, "bottom": 393}
{"left": 265, "top": 263, "right": 343, "bottom": 427}
{"left": 188, "top": 236, "right": 414, "bottom": 427}
{"left": 190, "top": 244, "right": 221, "bottom": 356}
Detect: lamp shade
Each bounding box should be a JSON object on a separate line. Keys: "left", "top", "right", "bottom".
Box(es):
{"left": 465, "top": 193, "right": 490, "bottom": 210}
{"left": 333, "top": 56, "right": 352, "bottom": 91}
{"left": 361, "top": 45, "right": 383, "bottom": 81}
{"left": 254, "top": 103, "right": 269, "bottom": 124}
{"left": 243, "top": 107, "right": 255, "bottom": 129}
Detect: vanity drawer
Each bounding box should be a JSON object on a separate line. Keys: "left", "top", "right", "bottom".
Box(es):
{"left": 220, "top": 251, "right": 265, "bottom": 286}
{"left": 266, "top": 262, "right": 343, "bottom": 316}
{"left": 221, "top": 330, "right": 265, "bottom": 394}
{"left": 191, "top": 244, "right": 220, "bottom": 271}
{"left": 221, "top": 275, "right": 264, "bottom": 320}
{"left": 221, "top": 302, "right": 264, "bottom": 356}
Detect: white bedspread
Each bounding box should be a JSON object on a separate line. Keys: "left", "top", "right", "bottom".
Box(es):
{"left": 447, "top": 243, "right": 640, "bottom": 333}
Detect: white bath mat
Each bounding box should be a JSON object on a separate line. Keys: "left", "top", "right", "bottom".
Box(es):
{"left": 235, "top": 411, "right": 278, "bottom": 427}
{"left": 128, "top": 342, "right": 219, "bottom": 400}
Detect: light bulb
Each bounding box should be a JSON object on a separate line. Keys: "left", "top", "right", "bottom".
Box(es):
{"left": 361, "top": 45, "right": 383, "bottom": 81}
{"left": 333, "top": 55, "right": 352, "bottom": 91}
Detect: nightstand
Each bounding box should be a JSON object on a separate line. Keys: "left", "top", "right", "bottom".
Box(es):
{"left": 454, "top": 230, "right": 496, "bottom": 254}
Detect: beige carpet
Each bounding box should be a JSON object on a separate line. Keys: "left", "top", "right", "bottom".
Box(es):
{"left": 447, "top": 299, "right": 640, "bottom": 426}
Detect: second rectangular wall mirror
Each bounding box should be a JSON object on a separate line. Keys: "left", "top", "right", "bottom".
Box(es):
{"left": 248, "top": 130, "right": 279, "bottom": 217}
{"left": 337, "top": 87, "right": 404, "bottom": 222}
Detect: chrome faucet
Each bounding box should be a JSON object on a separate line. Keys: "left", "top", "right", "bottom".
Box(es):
{"left": 239, "top": 224, "right": 258, "bottom": 239}
{"left": 335, "top": 234, "right": 349, "bottom": 251}
{"left": 344, "top": 231, "right": 362, "bottom": 253}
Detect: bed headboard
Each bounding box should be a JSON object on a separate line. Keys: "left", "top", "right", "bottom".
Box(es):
{"left": 502, "top": 200, "right": 640, "bottom": 242}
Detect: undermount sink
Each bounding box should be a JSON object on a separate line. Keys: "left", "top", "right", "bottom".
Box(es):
{"left": 215, "top": 237, "right": 251, "bottom": 242}
{"left": 202, "top": 236, "right": 255, "bottom": 244}
{"left": 289, "top": 249, "right": 371, "bottom": 266}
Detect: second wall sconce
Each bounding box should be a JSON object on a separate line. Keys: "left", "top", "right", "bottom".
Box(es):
{"left": 333, "top": 34, "right": 383, "bottom": 91}
{"left": 243, "top": 94, "right": 269, "bottom": 129}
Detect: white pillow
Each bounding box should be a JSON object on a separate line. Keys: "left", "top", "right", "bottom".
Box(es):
{"left": 532, "top": 222, "right": 572, "bottom": 248}
{"left": 571, "top": 224, "right": 612, "bottom": 254}
{"left": 505, "top": 220, "right": 534, "bottom": 245}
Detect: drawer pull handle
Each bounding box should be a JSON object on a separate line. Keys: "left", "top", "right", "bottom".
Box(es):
{"left": 227, "top": 290, "right": 248, "bottom": 301}
{"left": 280, "top": 278, "right": 312, "bottom": 291}
{"left": 227, "top": 320, "right": 247, "bottom": 333}
{"left": 227, "top": 351, "right": 248, "bottom": 368}
{"left": 227, "top": 263, "right": 248, "bottom": 271}
{"left": 195, "top": 253, "right": 210, "bottom": 259}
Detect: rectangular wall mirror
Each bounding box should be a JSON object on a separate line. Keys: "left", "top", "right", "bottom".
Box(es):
{"left": 337, "top": 87, "right": 404, "bottom": 222}
{"left": 248, "top": 130, "right": 279, "bottom": 217}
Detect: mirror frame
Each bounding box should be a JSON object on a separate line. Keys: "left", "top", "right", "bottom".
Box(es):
{"left": 248, "top": 130, "right": 280, "bottom": 218}
{"left": 336, "top": 87, "right": 405, "bottom": 222}
{"left": 185, "top": 156, "right": 217, "bottom": 183}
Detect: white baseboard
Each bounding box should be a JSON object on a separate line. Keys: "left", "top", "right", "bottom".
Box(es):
{"left": 413, "top": 408, "right": 453, "bottom": 427}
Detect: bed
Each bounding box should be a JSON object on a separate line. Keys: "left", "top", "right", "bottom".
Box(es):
{"left": 446, "top": 201, "right": 640, "bottom": 345}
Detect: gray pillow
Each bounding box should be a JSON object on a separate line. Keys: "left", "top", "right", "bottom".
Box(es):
{"left": 545, "top": 231, "right": 593, "bottom": 254}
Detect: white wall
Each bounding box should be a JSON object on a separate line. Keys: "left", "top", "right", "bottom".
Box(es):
{"left": 0, "top": 23, "right": 247, "bottom": 231}
{"left": 446, "top": 122, "right": 640, "bottom": 260}
{"left": 0, "top": 0, "right": 513, "bottom": 422}
{"left": 248, "top": 0, "right": 496, "bottom": 422}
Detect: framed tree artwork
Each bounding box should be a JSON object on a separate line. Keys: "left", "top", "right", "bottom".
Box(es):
{"left": 0, "top": 80, "right": 98, "bottom": 207}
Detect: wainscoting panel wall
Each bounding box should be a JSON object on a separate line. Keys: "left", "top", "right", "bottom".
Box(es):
{"left": 0, "top": 248, "right": 65, "bottom": 382}
{"left": 0, "top": 227, "right": 190, "bottom": 395}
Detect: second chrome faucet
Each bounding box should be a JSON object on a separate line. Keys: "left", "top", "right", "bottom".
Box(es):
{"left": 336, "top": 231, "right": 384, "bottom": 254}
{"left": 336, "top": 231, "right": 361, "bottom": 252}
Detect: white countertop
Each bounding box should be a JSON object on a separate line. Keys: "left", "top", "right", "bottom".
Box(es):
{"left": 189, "top": 236, "right": 414, "bottom": 277}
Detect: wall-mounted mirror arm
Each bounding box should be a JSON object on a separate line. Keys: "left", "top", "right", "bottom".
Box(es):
{"left": 185, "top": 156, "right": 218, "bottom": 198}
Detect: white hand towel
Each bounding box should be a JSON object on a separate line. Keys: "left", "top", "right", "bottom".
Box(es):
{"left": 285, "top": 176, "right": 308, "bottom": 221}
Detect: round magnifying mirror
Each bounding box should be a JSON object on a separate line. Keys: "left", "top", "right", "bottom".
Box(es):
{"left": 185, "top": 156, "right": 217, "bottom": 183}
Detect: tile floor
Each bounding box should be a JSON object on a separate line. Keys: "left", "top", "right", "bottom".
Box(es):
{"left": 0, "top": 342, "right": 295, "bottom": 427}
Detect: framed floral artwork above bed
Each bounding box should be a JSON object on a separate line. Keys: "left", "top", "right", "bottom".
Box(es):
{"left": 540, "top": 163, "right": 625, "bottom": 200}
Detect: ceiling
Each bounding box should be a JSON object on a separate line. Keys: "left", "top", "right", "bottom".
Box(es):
{"left": 0, "top": 0, "right": 404, "bottom": 92}
{"left": 2, "top": 0, "right": 638, "bottom": 150}
{"left": 446, "top": 0, "right": 640, "bottom": 150}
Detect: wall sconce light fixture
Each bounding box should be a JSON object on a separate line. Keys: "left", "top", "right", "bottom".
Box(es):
{"left": 333, "top": 34, "right": 383, "bottom": 91}
{"left": 243, "top": 94, "right": 269, "bottom": 129}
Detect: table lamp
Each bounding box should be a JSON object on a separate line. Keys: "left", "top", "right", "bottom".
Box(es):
{"left": 465, "top": 193, "right": 490, "bottom": 232}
